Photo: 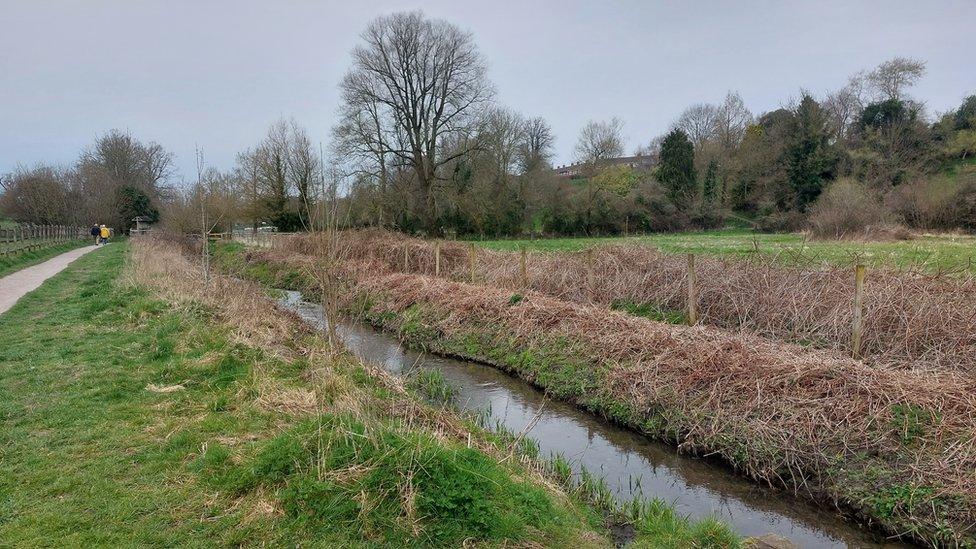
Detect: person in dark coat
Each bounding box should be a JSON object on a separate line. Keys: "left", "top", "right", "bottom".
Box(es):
{"left": 90, "top": 224, "right": 100, "bottom": 245}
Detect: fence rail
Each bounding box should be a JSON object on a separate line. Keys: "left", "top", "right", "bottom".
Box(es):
{"left": 0, "top": 224, "right": 89, "bottom": 258}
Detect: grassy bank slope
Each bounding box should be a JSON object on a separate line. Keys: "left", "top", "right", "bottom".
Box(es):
{"left": 0, "top": 241, "right": 736, "bottom": 547}
{"left": 221, "top": 241, "right": 976, "bottom": 548}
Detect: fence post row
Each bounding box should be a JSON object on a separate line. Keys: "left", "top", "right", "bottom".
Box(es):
{"left": 686, "top": 253, "right": 698, "bottom": 326}
{"left": 851, "top": 264, "right": 866, "bottom": 359}
{"left": 0, "top": 223, "right": 87, "bottom": 257}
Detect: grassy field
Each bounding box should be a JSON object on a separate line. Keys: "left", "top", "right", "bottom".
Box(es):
{"left": 0, "top": 241, "right": 738, "bottom": 547}
{"left": 473, "top": 229, "right": 976, "bottom": 273}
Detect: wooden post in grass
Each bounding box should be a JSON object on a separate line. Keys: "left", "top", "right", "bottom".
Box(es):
{"left": 468, "top": 243, "right": 476, "bottom": 283}
{"left": 585, "top": 248, "right": 595, "bottom": 298}
{"left": 519, "top": 246, "right": 528, "bottom": 288}
{"left": 686, "top": 253, "right": 698, "bottom": 326}
{"left": 852, "top": 264, "right": 866, "bottom": 359}
{"left": 403, "top": 243, "right": 409, "bottom": 272}
{"left": 434, "top": 241, "right": 441, "bottom": 277}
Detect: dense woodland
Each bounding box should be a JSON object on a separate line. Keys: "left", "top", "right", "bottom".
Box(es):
{"left": 2, "top": 11, "right": 975, "bottom": 238}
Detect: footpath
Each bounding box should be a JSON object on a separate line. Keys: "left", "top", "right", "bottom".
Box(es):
{"left": 0, "top": 245, "right": 98, "bottom": 315}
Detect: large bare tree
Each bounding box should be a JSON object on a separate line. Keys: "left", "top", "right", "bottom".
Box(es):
{"left": 676, "top": 103, "right": 720, "bottom": 149}
{"left": 338, "top": 11, "right": 494, "bottom": 233}
{"left": 715, "top": 91, "right": 753, "bottom": 153}
{"left": 574, "top": 118, "right": 624, "bottom": 168}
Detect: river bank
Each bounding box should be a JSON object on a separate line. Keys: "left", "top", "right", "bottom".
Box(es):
{"left": 216, "top": 240, "right": 976, "bottom": 548}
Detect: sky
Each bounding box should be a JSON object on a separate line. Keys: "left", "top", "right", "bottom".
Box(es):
{"left": 2, "top": 0, "right": 974, "bottom": 182}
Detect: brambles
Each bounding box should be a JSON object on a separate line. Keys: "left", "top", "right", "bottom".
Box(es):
{"left": 290, "top": 229, "right": 976, "bottom": 373}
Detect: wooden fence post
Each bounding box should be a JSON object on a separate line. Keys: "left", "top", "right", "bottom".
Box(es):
{"left": 852, "top": 264, "right": 866, "bottom": 359}
{"left": 468, "top": 243, "right": 476, "bottom": 283}
{"left": 686, "top": 253, "right": 698, "bottom": 326}
{"left": 585, "top": 248, "right": 595, "bottom": 298}
{"left": 403, "top": 242, "right": 409, "bottom": 272}
{"left": 519, "top": 246, "right": 527, "bottom": 288}
{"left": 434, "top": 241, "right": 441, "bottom": 277}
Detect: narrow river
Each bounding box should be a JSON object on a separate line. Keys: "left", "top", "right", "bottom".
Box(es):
{"left": 280, "top": 290, "right": 905, "bottom": 548}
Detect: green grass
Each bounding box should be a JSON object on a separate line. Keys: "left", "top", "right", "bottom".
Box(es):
{"left": 0, "top": 242, "right": 630, "bottom": 547}
{"left": 0, "top": 239, "right": 90, "bottom": 278}
{"left": 610, "top": 299, "right": 687, "bottom": 325}
{"left": 473, "top": 228, "right": 976, "bottom": 274}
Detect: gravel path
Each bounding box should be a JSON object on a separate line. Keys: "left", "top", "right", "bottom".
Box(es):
{"left": 0, "top": 245, "right": 98, "bottom": 316}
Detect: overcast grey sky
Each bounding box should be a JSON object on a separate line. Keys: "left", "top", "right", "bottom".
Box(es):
{"left": 2, "top": 0, "right": 974, "bottom": 180}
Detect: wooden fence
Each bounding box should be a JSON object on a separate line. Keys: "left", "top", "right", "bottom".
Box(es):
{"left": 0, "top": 224, "right": 88, "bottom": 258}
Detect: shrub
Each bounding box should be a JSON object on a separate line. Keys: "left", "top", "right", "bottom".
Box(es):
{"left": 807, "top": 178, "right": 891, "bottom": 238}
{"left": 753, "top": 202, "right": 805, "bottom": 233}
{"left": 886, "top": 176, "right": 961, "bottom": 229}
{"left": 951, "top": 179, "right": 976, "bottom": 232}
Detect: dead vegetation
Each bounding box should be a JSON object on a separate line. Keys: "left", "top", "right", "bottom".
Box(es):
{"left": 231, "top": 231, "right": 976, "bottom": 545}
{"left": 279, "top": 229, "right": 976, "bottom": 373}
{"left": 126, "top": 237, "right": 624, "bottom": 547}
{"left": 344, "top": 270, "right": 976, "bottom": 546}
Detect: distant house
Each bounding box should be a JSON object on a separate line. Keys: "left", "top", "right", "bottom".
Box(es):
{"left": 553, "top": 154, "right": 656, "bottom": 179}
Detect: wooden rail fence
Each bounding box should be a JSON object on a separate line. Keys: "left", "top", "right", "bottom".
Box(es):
{"left": 0, "top": 224, "right": 88, "bottom": 258}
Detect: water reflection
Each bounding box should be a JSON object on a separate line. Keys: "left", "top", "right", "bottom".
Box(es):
{"left": 280, "top": 291, "right": 905, "bottom": 548}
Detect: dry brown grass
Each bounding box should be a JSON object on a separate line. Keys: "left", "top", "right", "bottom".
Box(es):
{"left": 283, "top": 229, "right": 976, "bottom": 373}
{"left": 126, "top": 236, "right": 582, "bottom": 498}
{"left": 345, "top": 269, "right": 976, "bottom": 544}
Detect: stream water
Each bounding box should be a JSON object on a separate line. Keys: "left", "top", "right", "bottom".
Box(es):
{"left": 280, "top": 290, "right": 906, "bottom": 548}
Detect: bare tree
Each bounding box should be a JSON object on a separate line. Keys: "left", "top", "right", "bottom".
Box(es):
{"left": 234, "top": 148, "right": 264, "bottom": 232}
{"left": 481, "top": 107, "right": 524, "bottom": 188}
{"left": 286, "top": 121, "right": 320, "bottom": 230}
{"left": 574, "top": 118, "right": 624, "bottom": 168}
{"left": 676, "top": 103, "right": 720, "bottom": 148}
{"left": 867, "top": 57, "right": 926, "bottom": 101}
{"left": 0, "top": 165, "right": 78, "bottom": 225}
{"left": 824, "top": 73, "right": 869, "bottom": 142}
{"left": 574, "top": 118, "right": 626, "bottom": 233}
{"left": 332, "top": 90, "right": 396, "bottom": 226}
{"left": 517, "top": 116, "right": 555, "bottom": 174}
{"left": 338, "top": 11, "right": 495, "bottom": 234}
{"left": 715, "top": 91, "right": 753, "bottom": 153}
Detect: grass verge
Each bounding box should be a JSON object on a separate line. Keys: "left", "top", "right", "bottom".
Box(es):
{"left": 0, "top": 239, "right": 90, "bottom": 278}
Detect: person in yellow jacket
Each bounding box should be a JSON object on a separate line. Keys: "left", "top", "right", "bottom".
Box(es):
{"left": 98, "top": 225, "right": 110, "bottom": 245}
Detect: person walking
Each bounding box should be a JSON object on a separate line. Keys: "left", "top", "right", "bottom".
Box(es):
{"left": 90, "top": 223, "right": 100, "bottom": 245}
{"left": 99, "top": 225, "right": 110, "bottom": 245}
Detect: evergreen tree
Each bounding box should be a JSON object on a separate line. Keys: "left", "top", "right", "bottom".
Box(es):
{"left": 702, "top": 160, "right": 718, "bottom": 207}
{"left": 787, "top": 95, "right": 837, "bottom": 209}
{"left": 658, "top": 129, "right": 697, "bottom": 209}
{"left": 115, "top": 185, "right": 159, "bottom": 229}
